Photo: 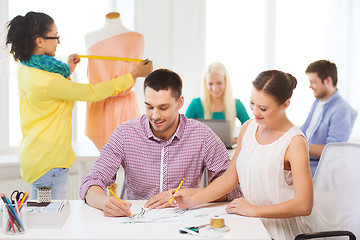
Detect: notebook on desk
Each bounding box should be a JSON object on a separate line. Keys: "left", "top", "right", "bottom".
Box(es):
{"left": 195, "top": 119, "right": 236, "bottom": 149}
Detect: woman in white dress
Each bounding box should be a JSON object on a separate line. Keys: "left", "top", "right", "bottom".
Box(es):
{"left": 174, "top": 70, "right": 313, "bottom": 240}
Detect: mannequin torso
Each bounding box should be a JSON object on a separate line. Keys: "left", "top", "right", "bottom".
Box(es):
{"left": 84, "top": 12, "right": 145, "bottom": 151}
{"left": 85, "top": 12, "right": 131, "bottom": 49}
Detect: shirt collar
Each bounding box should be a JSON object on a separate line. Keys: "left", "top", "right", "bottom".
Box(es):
{"left": 316, "top": 90, "right": 339, "bottom": 107}
{"left": 141, "top": 114, "right": 187, "bottom": 144}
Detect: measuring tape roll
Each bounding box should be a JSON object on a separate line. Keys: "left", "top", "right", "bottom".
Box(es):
{"left": 210, "top": 216, "right": 225, "bottom": 228}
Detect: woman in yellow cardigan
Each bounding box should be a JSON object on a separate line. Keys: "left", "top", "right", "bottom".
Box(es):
{"left": 6, "top": 11, "right": 153, "bottom": 200}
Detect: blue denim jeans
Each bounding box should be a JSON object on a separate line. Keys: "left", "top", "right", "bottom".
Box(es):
{"left": 30, "top": 168, "right": 69, "bottom": 200}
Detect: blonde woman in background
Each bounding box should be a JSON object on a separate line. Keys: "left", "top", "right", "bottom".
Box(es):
{"left": 186, "top": 62, "right": 249, "bottom": 144}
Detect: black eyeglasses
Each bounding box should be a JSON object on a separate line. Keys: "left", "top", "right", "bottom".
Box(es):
{"left": 42, "top": 36, "right": 60, "bottom": 41}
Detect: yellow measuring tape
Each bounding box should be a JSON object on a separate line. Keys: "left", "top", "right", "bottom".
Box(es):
{"left": 77, "top": 55, "right": 143, "bottom": 63}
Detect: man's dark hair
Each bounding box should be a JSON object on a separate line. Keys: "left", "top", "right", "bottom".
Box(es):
{"left": 143, "top": 69, "right": 183, "bottom": 100}
{"left": 305, "top": 60, "right": 338, "bottom": 86}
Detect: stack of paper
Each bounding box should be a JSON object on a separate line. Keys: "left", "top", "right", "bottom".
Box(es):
{"left": 26, "top": 200, "right": 70, "bottom": 228}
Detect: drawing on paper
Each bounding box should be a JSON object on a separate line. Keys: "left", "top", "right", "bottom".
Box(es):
{"left": 120, "top": 205, "right": 225, "bottom": 224}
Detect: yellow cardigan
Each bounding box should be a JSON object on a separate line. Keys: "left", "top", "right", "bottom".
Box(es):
{"left": 17, "top": 65, "right": 134, "bottom": 183}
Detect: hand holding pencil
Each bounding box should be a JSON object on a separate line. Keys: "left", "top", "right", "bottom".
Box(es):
{"left": 144, "top": 178, "right": 186, "bottom": 209}
{"left": 104, "top": 186, "right": 133, "bottom": 217}
{"left": 169, "top": 178, "right": 185, "bottom": 204}
{"left": 171, "top": 180, "right": 204, "bottom": 209}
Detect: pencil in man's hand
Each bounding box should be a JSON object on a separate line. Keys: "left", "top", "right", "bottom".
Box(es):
{"left": 107, "top": 186, "right": 133, "bottom": 217}
{"left": 169, "top": 178, "right": 185, "bottom": 204}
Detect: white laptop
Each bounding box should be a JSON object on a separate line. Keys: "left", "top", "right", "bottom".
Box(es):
{"left": 195, "top": 119, "right": 236, "bottom": 149}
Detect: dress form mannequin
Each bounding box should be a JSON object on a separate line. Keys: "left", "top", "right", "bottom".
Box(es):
{"left": 84, "top": 12, "right": 145, "bottom": 151}
{"left": 85, "top": 12, "right": 130, "bottom": 49}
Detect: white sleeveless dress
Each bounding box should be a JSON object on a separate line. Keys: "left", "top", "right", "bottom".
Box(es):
{"left": 236, "top": 120, "right": 313, "bottom": 240}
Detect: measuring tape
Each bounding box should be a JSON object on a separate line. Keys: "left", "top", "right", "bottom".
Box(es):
{"left": 77, "top": 55, "right": 143, "bottom": 63}
{"left": 210, "top": 216, "right": 225, "bottom": 228}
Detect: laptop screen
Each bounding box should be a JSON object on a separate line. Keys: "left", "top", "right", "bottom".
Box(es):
{"left": 194, "top": 119, "right": 234, "bottom": 149}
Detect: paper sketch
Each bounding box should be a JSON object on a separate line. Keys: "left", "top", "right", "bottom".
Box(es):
{"left": 120, "top": 205, "right": 226, "bottom": 224}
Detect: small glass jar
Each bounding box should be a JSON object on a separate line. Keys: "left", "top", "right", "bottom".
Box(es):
{"left": 2, "top": 202, "right": 27, "bottom": 234}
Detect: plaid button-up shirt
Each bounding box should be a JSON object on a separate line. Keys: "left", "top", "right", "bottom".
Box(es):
{"left": 80, "top": 114, "right": 241, "bottom": 200}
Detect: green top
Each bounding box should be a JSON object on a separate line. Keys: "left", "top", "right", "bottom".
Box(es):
{"left": 185, "top": 97, "right": 250, "bottom": 124}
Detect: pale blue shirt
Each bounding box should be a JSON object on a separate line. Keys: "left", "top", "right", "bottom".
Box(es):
{"left": 301, "top": 90, "right": 356, "bottom": 159}
{"left": 305, "top": 100, "right": 326, "bottom": 138}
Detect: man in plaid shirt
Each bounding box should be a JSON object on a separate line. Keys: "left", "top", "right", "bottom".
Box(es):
{"left": 80, "top": 69, "right": 242, "bottom": 217}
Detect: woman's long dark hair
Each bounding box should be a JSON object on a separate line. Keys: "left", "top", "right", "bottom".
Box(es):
{"left": 6, "top": 11, "right": 54, "bottom": 61}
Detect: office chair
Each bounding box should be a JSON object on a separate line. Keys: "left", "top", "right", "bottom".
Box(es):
{"left": 295, "top": 142, "right": 360, "bottom": 240}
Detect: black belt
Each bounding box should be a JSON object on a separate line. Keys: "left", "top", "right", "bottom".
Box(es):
{"left": 310, "top": 158, "right": 319, "bottom": 162}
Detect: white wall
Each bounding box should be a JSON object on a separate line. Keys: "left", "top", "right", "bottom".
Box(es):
{"left": 1, "top": 0, "right": 359, "bottom": 147}
{"left": 348, "top": 0, "right": 360, "bottom": 141}
{"left": 0, "top": 0, "right": 10, "bottom": 154}
{"left": 133, "top": 0, "right": 206, "bottom": 115}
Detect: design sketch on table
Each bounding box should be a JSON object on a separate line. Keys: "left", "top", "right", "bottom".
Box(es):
{"left": 122, "top": 206, "right": 223, "bottom": 224}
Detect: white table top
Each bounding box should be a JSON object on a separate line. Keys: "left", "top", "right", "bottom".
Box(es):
{"left": 0, "top": 200, "right": 271, "bottom": 240}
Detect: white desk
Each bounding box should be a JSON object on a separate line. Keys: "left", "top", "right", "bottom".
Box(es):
{"left": 0, "top": 200, "right": 271, "bottom": 240}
